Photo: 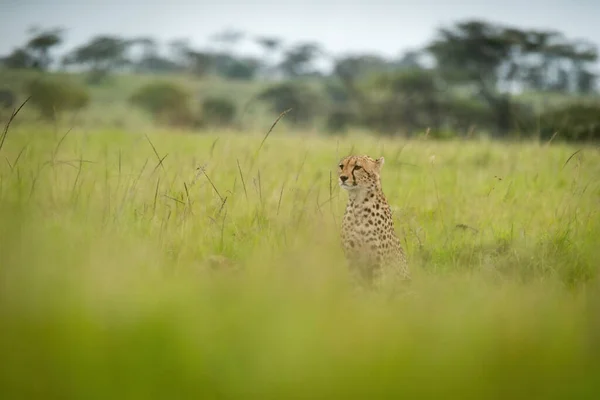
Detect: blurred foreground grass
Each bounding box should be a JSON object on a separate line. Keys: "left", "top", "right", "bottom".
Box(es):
{"left": 1, "top": 124, "right": 600, "bottom": 398}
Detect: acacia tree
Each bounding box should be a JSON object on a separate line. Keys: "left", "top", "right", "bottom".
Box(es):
{"left": 168, "top": 38, "right": 192, "bottom": 68}
{"left": 426, "top": 20, "right": 598, "bottom": 136}
{"left": 255, "top": 36, "right": 282, "bottom": 77}
{"left": 329, "top": 53, "right": 392, "bottom": 114}
{"left": 129, "top": 37, "right": 156, "bottom": 71}
{"left": 1, "top": 27, "right": 63, "bottom": 70}
{"left": 568, "top": 40, "right": 598, "bottom": 93}
{"left": 63, "top": 35, "right": 130, "bottom": 83}
{"left": 395, "top": 49, "right": 424, "bottom": 69}
{"left": 278, "top": 42, "right": 323, "bottom": 78}
{"left": 327, "top": 50, "right": 443, "bottom": 134}
{"left": 185, "top": 51, "right": 214, "bottom": 77}
{"left": 26, "top": 27, "right": 63, "bottom": 70}
{"left": 128, "top": 37, "right": 180, "bottom": 73}
{"left": 2, "top": 48, "right": 37, "bottom": 69}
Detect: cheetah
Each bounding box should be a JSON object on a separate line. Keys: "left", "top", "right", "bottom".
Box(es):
{"left": 337, "top": 155, "right": 410, "bottom": 286}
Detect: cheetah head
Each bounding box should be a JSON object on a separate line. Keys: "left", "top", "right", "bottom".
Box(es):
{"left": 337, "top": 155, "right": 384, "bottom": 191}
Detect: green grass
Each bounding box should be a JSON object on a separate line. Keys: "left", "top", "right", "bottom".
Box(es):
{"left": 1, "top": 122, "right": 600, "bottom": 398}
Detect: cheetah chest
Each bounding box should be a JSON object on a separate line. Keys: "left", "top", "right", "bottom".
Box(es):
{"left": 341, "top": 197, "right": 394, "bottom": 262}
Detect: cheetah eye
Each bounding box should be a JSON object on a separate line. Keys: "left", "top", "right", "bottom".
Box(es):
{"left": 353, "top": 165, "right": 362, "bottom": 171}
{"left": 338, "top": 164, "right": 343, "bottom": 169}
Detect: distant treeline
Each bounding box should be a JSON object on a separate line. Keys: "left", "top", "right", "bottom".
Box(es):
{"left": 1, "top": 20, "right": 600, "bottom": 141}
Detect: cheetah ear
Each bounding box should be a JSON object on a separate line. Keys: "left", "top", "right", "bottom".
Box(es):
{"left": 376, "top": 157, "right": 385, "bottom": 168}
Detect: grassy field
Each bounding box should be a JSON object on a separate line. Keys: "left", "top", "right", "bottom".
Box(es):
{"left": 1, "top": 119, "right": 600, "bottom": 398}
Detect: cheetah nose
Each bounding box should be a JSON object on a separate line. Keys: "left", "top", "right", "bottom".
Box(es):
{"left": 340, "top": 175, "right": 348, "bottom": 183}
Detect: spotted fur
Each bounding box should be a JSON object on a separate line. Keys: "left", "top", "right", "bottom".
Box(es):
{"left": 338, "top": 154, "right": 410, "bottom": 286}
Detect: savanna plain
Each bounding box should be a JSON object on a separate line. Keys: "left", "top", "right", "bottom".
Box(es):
{"left": 1, "top": 121, "right": 600, "bottom": 398}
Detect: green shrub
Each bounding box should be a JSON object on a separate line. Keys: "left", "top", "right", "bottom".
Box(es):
{"left": 325, "top": 107, "right": 357, "bottom": 133}
{"left": 324, "top": 82, "right": 351, "bottom": 104}
{"left": 26, "top": 78, "right": 90, "bottom": 120}
{"left": 129, "top": 82, "right": 194, "bottom": 127}
{"left": 509, "top": 102, "right": 537, "bottom": 137}
{"left": 256, "top": 83, "right": 323, "bottom": 127}
{"left": 201, "top": 97, "right": 236, "bottom": 127}
{"left": 0, "top": 89, "right": 16, "bottom": 110}
{"left": 539, "top": 102, "right": 600, "bottom": 142}
{"left": 442, "top": 98, "right": 495, "bottom": 134}
{"left": 355, "top": 69, "right": 443, "bottom": 136}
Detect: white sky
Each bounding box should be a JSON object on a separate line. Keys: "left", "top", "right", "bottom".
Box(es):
{"left": 1, "top": 0, "right": 599, "bottom": 65}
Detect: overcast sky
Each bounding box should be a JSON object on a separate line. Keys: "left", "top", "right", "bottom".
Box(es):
{"left": 1, "top": 0, "right": 599, "bottom": 62}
